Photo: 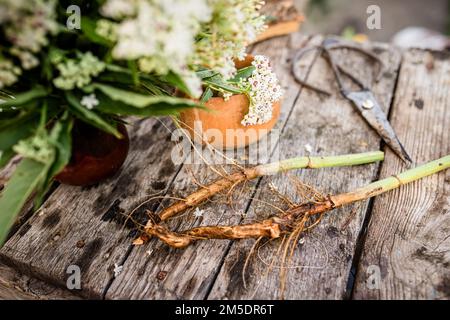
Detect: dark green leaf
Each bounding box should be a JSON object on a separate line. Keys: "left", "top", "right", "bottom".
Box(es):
{"left": 159, "top": 72, "right": 192, "bottom": 96}
{"left": 103, "top": 65, "right": 171, "bottom": 95}
{"left": 0, "top": 88, "right": 48, "bottom": 111}
{"left": 92, "top": 83, "right": 202, "bottom": 110}
{"left": 196, "top": 69, "right": 219, "bottom": 79}
{"left": 128, "top": 60, "right": 140, "bottom": 86}
{"left": 0, "top": 158, "right": 49, "bottom": 246}
{"left": 0, "top": 112, "right": 40, "bottom": 151}
{"left": 229, "top": 66, "right": 256, "bottom": 83}
{"left": 65, "top": 92, "right": 121, "bottom": 138}
{"left": 140, "top": 79, "right": 167, "bottom": 96}
{"left": 80, "top": 17, "right": 113, "bottom": 47}
{"left": 0, "top": 149, "right": 14, "bottom": 169}
{"left": 48, "top": 115, "right": 72, "bottom": 178}
{"left": 35, "top": 115, "right": 73, "bottom": 206}
{"left": 98, "top": 71, "right": 135, "bottom": 86}
{"left": 202, "top": 76, "right": 242, "bottom": 94}
{"left": 200, "top": 87, "right": 213, "bottom": 102}
{"left": 94, "top": 92, "right": 202, "bottom": 116}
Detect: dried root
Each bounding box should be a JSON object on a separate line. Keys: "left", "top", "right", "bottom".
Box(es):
{"left": 156, "top": 168, "right": 259, "bottom": 222}
{"left": 146, "top": 198, "right": 335, "bottom": 248}
{"left": 143, "top": 154, "right": 450, "bottom": 248}
{"left": 139, "top": 151, "right": 384, "bottom": 241}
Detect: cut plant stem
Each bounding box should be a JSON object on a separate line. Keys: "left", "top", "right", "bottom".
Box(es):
{"left": 146, "top": 155, "right": 450, "bottom": 248}
{"left": 149, "top": 151, "right": 384, "bottom": 223}
{"left": 136, "top": 151, "right": 384, "bottom": 245}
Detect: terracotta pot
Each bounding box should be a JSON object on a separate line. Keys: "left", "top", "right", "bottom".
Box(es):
{"left": 55, "top": 121, "right": 130, "bottom": 186}
{"left": 179, "top": 55, "right": 281, "bottom": 149}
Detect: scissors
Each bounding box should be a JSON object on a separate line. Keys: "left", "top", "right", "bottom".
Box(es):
{"left": 292, "top": 38, "right": 412, "bottom": 163}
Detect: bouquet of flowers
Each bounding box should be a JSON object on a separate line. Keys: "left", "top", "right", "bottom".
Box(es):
{"left": 0, "top": 0, "right": 283, "bottom": 244}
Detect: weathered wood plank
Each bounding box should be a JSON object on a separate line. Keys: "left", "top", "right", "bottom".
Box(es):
{"left": 353, "top": 50, "right": 450, "bottom": 300}
{"left": 208, "top": 41, "right": 402, "bottom": 299}
{"left": 0, "top": 262, "right": 80, "bottom": 300}
{"left": 0, "top": 117, "right": 183, "bottom": 298}
{"left": 105, "top": 34, "right": 322, "bottom": 299}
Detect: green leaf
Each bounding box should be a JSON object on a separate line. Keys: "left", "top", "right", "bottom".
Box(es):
{"left": 0, "top": 112, "right": 40, "bottom": 151}
{"left": 159, "top": 72, "right": 192, "bottom": 96}
{"left": 91, "top": 83, "right": 202, "bottom": 110}
{"left": 0, "top": 88, "right": 47, "bottom": 111}
{"left": 229, "top": 66, "right": 256, "bottom": 83}
{"left": 0, "top": 90, "right": 14, "bottom": 101}
{"left": 98, "top": 71, "right": 136, "bottom": 86}
{"left": 0, "top": 158, "right": 49, "bottom": 246}
{"left": 99, "top": 71, "right": 166, "bottom": 96}
{"left": 94, "top": 92, "right": 202, "bottom": 117}
{"left": 128, "top": 60, "right": 140, "bottom": 86}
{"left": 202, "top": 76, "right": 242, "bottom": 94}
{"left": 35, "top": 115, "right": 73, "bottom": 206}
{"left": 140, "top": 79, "right": 167, "bottom": 96}
{"left": 196, "top": 69, "right": 219, "bottom": 79}
{"left": 200, "top": 87, "right": 213, "bottom": 102}
{"left": 65, "top": 92, "right": 121, "bottom": 138}
{"left": 80, "top": 17, "right": 113, "bottom": 47}
{"left": 48, "top": 115, "right": 72, "bottom": 179}
{"left": 0, "top": 149, "right": 14, "bottom": 169}
{"left": 103, "top": 64, "right": 171, "bottom": 95}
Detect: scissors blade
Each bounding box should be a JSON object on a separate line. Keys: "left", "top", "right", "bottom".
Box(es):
{"left": 342, "top": 90, "right": 412, "bottom": 163}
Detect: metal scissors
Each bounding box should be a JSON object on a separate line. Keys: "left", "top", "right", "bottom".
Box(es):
{"left": 292, "top": 38, "right": 412, "bottom": 163}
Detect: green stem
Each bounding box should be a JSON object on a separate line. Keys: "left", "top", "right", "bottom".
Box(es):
{"left": 154, "top": 151, "right": 384, "bottom": 223}
{"left": 333, "top": 155, "right": 450, "bottom": 206}
{"left": 256, "top": 151, "right": 384, "bottom": 176}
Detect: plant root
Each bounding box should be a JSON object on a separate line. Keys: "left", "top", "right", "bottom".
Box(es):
{"left": 139, "top": 151, "right": 385, "bottom": 242}
{"left": 144, "top": 155, "right": 450, "bottom": 248}
{"left": 146, "top": 198, "right": 334, "bottom": 248}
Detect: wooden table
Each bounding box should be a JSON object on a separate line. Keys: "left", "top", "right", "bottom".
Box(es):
{"left": 0, "top": 34, "right": 449, "bottom": 300}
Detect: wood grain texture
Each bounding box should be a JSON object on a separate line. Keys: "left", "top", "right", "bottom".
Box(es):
{"left": 0, "top": 262, "right": 80, "bottom": 300}
{"left": 353, "top": 50, "right": 450, "bottom": 300}
{"left": 105, "top": 34, "right": 322, "bottom": 299}
{"left": 0, "top": 118, "right": 182, "bottom": 299}
{"left": 208, "top": 42, "right": 402, "bottom": 300}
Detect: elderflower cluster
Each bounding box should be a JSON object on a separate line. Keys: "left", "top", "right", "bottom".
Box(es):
{"left": 100, "top": 0, "right": 212, "bottom": 97}
{"left": 240, "top": 55, "right": 283, "bottom": 126}
{"left": 13, "top": 134, "right": 55, "bottom": 164}
{"left": 53, "top": 52, "right": 106, "bottom": 90}
{"left": 193, "top": 0, "right": 267, "bottom": 79}
{"left": 0, "top": 0, "right": 57, "bottom": 87}
{"left": 100, "top": 0, "right": 139, "bottom": 19}
{"left": 95, "top": 19, "right": 118, "bottom": 42}
{"left": 0, "top": 59, "right": 21, "bottom": 89}
{"left": 100, "top": 0, "right": 266, "bottom": 96}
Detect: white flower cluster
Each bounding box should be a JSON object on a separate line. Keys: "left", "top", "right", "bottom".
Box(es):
{"left": 100, "top": 0, "right": 212, "bottom": 98}
{"left": 0, "top": 0, "right": 57, "bottom": 88}
{"left": 0, "top": 59, "right": 21, "bottom": 89}
{"left": 241, "top": 55, "right": 283, "bottom": 126}
{"left": 53, "top": 52, "right": 106, "bottom": 90}
{"left": 193, "top": 0, "right": 266, "bottom": 79}
{"left": 81, "top": 93, "right": 100, "bottom": 110}
{"left": 100, "top": 0, "right": 266, "bottom": 96}
{"left": 13, "top": 133, "right": 55, "bottom": 164}
{"left": 100, "top": 0, "right": 139, "bottom": 19}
